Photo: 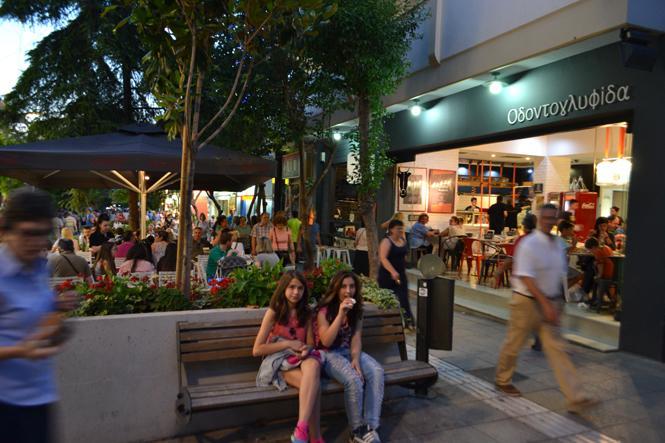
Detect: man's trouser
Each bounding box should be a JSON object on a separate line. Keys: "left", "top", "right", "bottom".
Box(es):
{"left": 496, "top": 292, "right": 582, "bottom": 403}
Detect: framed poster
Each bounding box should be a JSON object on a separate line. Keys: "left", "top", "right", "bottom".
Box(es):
{"left": 397, "top": 167, "right": 427, "bottom": 212}
{"left": 428, "top": 169, "right": 456, "bottom": 213}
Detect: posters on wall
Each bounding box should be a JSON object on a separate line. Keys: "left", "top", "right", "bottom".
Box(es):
{"left": 396, "top": 167, "right": 427, "bottom": 212}
{"left": 428, "top": 169, "right": 457, "bottom": 213}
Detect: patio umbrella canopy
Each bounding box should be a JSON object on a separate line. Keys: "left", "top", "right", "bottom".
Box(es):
{"left": 0, "top": 123, "right": 275, "bottom": 192}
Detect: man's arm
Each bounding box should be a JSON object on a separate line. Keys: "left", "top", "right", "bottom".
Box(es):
{"left": 520, "top": 276, "right": 559, "bottom": 325}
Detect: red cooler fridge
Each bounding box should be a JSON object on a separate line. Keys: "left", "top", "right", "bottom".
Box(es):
{"left": 562, "top": 192, "right": 598, "bottom": 240}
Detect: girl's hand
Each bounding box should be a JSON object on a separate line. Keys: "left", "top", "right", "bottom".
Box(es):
{"left": 338, "top": 298, "right": 355, "bottom": 316}
{"left": 351, "top": 358, "right": 364, "bottom": 383}
{"left": 390, "top": 270, "right": 400, "bottom": 282}
{"left": 300, "top": 345, "right": 312, "bottom": 359}
{"left": 288, "top": 340, "right": 305, "bottom": 352}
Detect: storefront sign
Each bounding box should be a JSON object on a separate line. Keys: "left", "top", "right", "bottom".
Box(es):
{"left": 507, "top": 84, "right": 631, "bottom": 125}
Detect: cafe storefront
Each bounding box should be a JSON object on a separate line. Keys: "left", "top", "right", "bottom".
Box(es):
{"left": 325, "top": 40, "right": 665, "bottom": 361}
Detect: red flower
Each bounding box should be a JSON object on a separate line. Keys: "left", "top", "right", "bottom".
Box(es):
{"left": 84, "top": 294, "right": 94, "bottom": 300}
{"left": 307, "top": 281, "right": 314, "bottom": 289}
{"left": 210, "top": 287, "right": 219, "bottom": 295}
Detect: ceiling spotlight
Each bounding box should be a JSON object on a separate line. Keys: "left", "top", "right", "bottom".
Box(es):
{"left": 525, "top": 157, "right": 531, "bottom": 160}
{"left": 145, "top": 175, "right": 150, "bottom": 181}
{"left": 332, "top": 131, "right": 342, "bottom": 141}
{"left": 410, "top": 100, "right": 423, "bottom": 117}
{"left": 527, "top": 168, "right": 533, "bottom": 174}
{"left": 491, "top": 154, "right": 496, "bottom": 158}
{"left": 487, "top": 71, "right": 507, "bottom": 95}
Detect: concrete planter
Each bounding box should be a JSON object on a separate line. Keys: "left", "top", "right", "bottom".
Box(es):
{"left": 55, "top": 305, "right": 397, "bottom": 443}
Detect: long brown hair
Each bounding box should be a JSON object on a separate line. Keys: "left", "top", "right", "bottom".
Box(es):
{"left": 318, "top": 271, "right": 363, "bottom": 332}
{"left": 269, "top": 271, "right": 310, "bottom": 327}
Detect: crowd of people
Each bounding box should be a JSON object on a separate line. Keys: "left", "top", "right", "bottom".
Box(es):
{"left": 0, "top": 188, "right": 384, "bottom": 443}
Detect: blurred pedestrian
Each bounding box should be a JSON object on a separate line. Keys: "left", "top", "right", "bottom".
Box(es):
{"left": 0, "top": 187, "right": 77, "bottom": 442}
{"left": 495, "top": 204, "right": 594, "bottom": 413}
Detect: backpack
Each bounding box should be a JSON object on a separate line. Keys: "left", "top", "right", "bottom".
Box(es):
{"left": 217, "top": 253, "right": 248, "bottom": 277}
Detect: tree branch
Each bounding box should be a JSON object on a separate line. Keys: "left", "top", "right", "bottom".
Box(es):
{"left": 197, "top": 55, "right": 246, "bottom": 138}
{"left": 197, "top": 59, "right": 254, "bottom": 150}
{"left": 182, "top": 12, "right": 197, "bottom": 137}
{"left": 306, "top": 141, "right": 337, "bottom": 200}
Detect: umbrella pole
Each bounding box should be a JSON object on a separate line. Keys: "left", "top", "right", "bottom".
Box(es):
{"left": 139, "top": 170, "right": 147, "bottom": 239}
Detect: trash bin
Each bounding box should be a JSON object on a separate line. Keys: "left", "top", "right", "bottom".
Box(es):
{"left": 429, "top": 277, "right": 454, "bottom": 350}
{"left": 416, "top": 276, "right": 455, "bottom": 362}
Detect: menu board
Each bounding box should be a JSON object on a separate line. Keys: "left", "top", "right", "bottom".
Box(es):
{"left": 428, "top": 169, "right": 456, "bottom": 213}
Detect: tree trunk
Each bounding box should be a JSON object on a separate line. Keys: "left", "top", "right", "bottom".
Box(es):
{"left": 176, "top": 129, "right": 196, "bottom": 296}
{"left": 206, "top": 190, "right": 222, "bottom": 215}
{"left": 298, "top": 139, "right": 315, "bottom": 270}
{"left": 247, "top": 186, "right": 258, "bottom": 220}
{"left": 128, "top": 191, "right": 139, "bottom": 231}
{"left": 274, "top": 150, "right": 284, "bottom": 212}
{"left": 260, "top": 183, "right": 268, "bottom": 215}
{"left": 121, "top": 62, "right": 133, "bottom": 123}
{"left": 357, "top": 94, "right": 380, "bottom": 280}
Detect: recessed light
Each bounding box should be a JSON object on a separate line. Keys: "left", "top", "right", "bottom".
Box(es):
{"left": 491, "top": 154, "right": 496, "bottom": 158}
{"left": 525, "top": 157, "right": 531, "bottom": 160}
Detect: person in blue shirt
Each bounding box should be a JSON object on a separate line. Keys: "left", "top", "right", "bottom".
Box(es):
{"left": 0, "top": 188, "right": 76, "bottom": 442}
{"left": 409, "top": 213, "right": 439, "bottom": 254}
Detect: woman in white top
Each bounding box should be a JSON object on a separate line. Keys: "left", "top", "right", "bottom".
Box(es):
{"left": 440, "top": 216, "right": 466, "bottom": 270}
{"left": 353, "top": 222, "right": 369, "bottom": 276}
{"left": 151, "top": 231, "right": 169, "bottom": 265}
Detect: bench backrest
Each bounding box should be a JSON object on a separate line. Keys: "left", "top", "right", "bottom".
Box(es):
{"left": 177, "top": 308, "right": 405, "bottom": 364}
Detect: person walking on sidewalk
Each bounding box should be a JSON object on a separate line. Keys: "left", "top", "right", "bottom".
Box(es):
{"left": 495, "top": 204, "right": 594, "bottom": 413}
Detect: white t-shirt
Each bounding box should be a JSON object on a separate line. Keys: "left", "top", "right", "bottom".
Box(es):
{"left": 355, "top": 228, "right": 368, "bottom": 252}
{"left": 511, "top": 230, "right": 567, "bottom": 299}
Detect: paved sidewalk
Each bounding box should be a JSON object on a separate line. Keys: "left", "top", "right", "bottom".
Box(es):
{"left": 159, "top": 305, "right": 665, "bottom": 443}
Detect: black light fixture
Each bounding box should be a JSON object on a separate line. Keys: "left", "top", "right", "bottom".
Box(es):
{"left": 397, "top": 169, "right": 412, "bottom": 197}
{"left": 620, "top": 27, "right": 657, "bottom": 71}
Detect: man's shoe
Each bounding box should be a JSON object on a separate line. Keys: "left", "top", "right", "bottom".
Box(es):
{"left": 567, "top": 396, "right": 597, "bottom": 414}
{"left": 495, "top": 383, "right": 522, "bottom": 397}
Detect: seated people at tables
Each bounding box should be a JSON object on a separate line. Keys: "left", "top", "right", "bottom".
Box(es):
{"left": 409, "top": 213, "right": 438, "bottom": 254}
{"left": 89, "top": 214, "right": 113, "bottom": 255}
{"left": 607, "top": 215, "right": 625, "bottom": 235}
{"left": 487, "top": 195, "right": 507, "bottom": 234}
{"left": 151, "top": 231, "right": 169, "bottom": 265}
{"left": 79, "top": 225, "right": 92, "bottom": 252}
{"left": 115, "top": 230, "right": 136, "bottom": 259}
{"left": 51, "top": 227, "right": 80, "bottom": 253}
{"left": 92, "top": 242, "right": 117, "bottom": 278}
{"left": 48, "top": 239, "right": 93, "bottom": 283}
{"left": 192, "top": 227, "right": 212, "bottom": 258}
{"left": 118, "top": 243, "right": 155, "bottom": 276}
{"left": 590, "top": 217, "right": 615, "bottom": 250}
{"left": 584, "top": 237, "right": 616, "bottom": 311}
{"left": 156, "top": 242, "right": 177, "bottom": 272}
{"left": 255, "top": 237, "right": 281, "bottom": 269}
{"left": 236, "top": 216, "right": 252, "bottom": 252}
{"left": 230, "top": 231, "right": 246, "bottom": 257}
{"left": 557, "top": 220, "right": 576, "bottom": 252}
{"left": 207, "top": 231, "right": 233, "bottom": 279}
{"left": 440, "top": 216, "right": 465, "bottom": 270}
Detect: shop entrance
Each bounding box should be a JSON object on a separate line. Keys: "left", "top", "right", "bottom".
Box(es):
{"left": 399, "top": 122, "right": 631, "bottom": 350}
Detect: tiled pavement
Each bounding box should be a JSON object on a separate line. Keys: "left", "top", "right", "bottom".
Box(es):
{"left": 159, "top": 303, "right": 665, "bottom": 443}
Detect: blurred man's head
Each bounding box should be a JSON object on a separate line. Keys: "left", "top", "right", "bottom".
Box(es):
{"left": 610, "top": 206, "right": 619, "bottom": 216}
{"left": 193, "top": 227, "right": 202, "bottom": 241}
{"left": 569, "top": 199, "right": 579, "bottom": 211}
{"left": 0, "top": 187, "right": 56, "bottom": 263}
{"left": 539, "top": 204, "right": 558, "bottom": 233}
{"left": 558, "top": 220, "right": 574, "bottom": 238}
{"left": 584, "top": 237, "right": 600, "bottom": 251}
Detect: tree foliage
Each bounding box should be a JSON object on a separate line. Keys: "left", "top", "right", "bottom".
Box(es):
{"left": 0, "top": 0, "right": 157, "bottom": 140}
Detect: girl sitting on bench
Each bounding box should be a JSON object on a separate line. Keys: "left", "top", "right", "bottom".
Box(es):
{"left": 316, "top": 271, "right": 385, "bottom": 443}
{"left": 253, "top": 271, "right": 324, "bottom": 443}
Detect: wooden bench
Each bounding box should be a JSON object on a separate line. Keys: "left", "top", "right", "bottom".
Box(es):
{"left": 175, "top": 308, "right": 438, "bottom": 422}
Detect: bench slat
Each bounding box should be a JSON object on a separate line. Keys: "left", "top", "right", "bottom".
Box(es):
{"left": 180, "top": 326, "right": 261, "bottom": 342}
{"left": 179, "top": 318, "right": 263, "bottom": 331}
{"left": 362, "top": 325, "right": 404, "bottom": 336}
{"left": 180, "top": 336, "right": 257, "bottom": 353}
{"left": 362, "top": 316, "right": 402, "bottom": 327}
{"left": 188, "top": 361, "right": 437, "bottom": 411}
{"left": 363, "top": 334, "right": 404, "bottom": 345}
{"left": 187, "top": 360, "right": 429, "bottom": 398}
{"left": 181, "top": 348, "right": 254, "bottom": 362}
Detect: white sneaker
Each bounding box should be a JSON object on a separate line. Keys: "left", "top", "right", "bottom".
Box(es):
{"left": 577, "top": 302, "right": 589, "bottom": 309}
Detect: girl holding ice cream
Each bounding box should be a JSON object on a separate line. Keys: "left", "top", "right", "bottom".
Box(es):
{"left": 316, "top": 271, "right": 385, "bottom": 443}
